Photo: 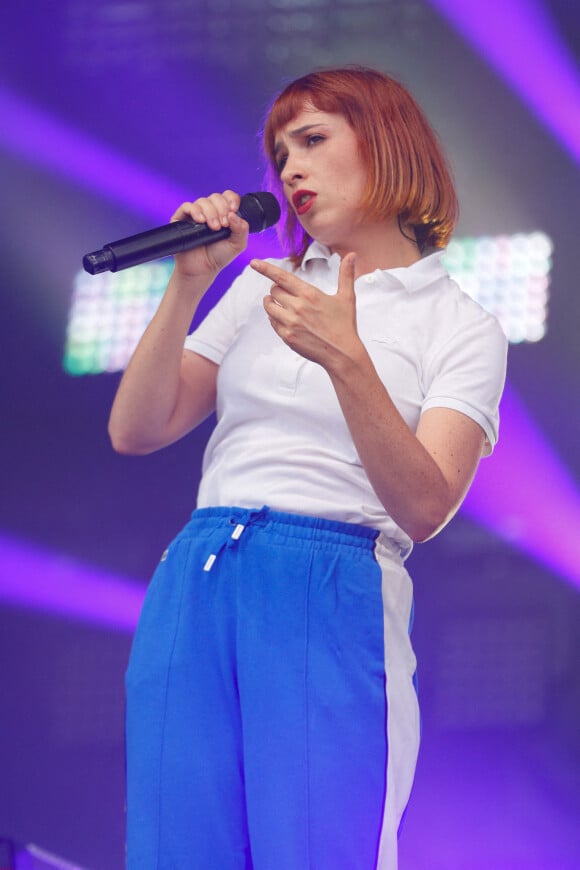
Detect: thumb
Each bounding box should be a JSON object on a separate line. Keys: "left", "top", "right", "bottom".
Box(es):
{"left": 227, "top": 211, "right": 249, "bottom": 243}
{"left": 337, "top": 252, "right": 356, "bottom": 299}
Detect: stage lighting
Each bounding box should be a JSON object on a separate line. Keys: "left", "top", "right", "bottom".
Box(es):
{"left": 63, "top": 231, "right": 553, "bottom": 376}
{"left": 442, "top": 231, "right": 552, "bottom": 343}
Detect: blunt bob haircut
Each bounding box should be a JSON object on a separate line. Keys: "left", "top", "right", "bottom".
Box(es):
{"left": 262, "top": 66, "right": 459, "bottom": 265}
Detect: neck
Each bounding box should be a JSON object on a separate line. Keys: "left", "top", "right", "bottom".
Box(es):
{"left": 330, "top": 217, "right": 422, "bottom": 278}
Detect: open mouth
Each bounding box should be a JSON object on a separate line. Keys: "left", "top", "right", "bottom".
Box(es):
{"left": 292, "top": 190, "right": 316, "bottom": 215}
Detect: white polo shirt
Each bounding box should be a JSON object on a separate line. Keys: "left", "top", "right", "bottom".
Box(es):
{"left": 184, "top": 241, "right": 507, "bottom": 550}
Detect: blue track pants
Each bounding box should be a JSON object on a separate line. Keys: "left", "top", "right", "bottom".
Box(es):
{"left": 125, "top": 507, "right": 418, "bottom": 869}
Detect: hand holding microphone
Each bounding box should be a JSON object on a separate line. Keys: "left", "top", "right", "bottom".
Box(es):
{"left": 83, "top": 190, "right": 281, "bottom": 275}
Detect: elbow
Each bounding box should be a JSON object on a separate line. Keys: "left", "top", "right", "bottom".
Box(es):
{"left": 108, "top": 423, "right": 156, "bottom": 456}
{"left": 408, "top": 522, "right": 443, "bottom": 544}
{"left": 402, "top": 496, "right": 457, "bottom": 544}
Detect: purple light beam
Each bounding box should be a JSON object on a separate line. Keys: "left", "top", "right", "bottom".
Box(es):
{"left": 463, "top": 381, "right": 580, "bottom": 589}
{"left": 0, "top": 533, "right": 144, "bottom": 632}
{"left": 427, "top": 0, "right": 580, "bottom": 165}
{"left": 0, "top": 84, "right": 187, "bottom": 222}
{"left": 0, "top": 84, "right": 282, "bottom": 265}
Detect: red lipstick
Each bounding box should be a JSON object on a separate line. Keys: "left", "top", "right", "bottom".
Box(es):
{"left": 292, "top": 190, "right": 317, "bottom": 216}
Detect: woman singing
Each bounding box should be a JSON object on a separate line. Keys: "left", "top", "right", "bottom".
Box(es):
{"left": 110, "top": 66, "right": 507, "bottom": 869}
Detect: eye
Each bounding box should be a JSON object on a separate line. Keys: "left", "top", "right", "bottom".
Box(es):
{"left": 275, "top": 153, "right": 288, "bottom": 173}
{"left": 307, "top": 134, "right": 324, "bottom": 146}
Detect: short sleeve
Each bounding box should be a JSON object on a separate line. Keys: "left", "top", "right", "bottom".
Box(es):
{"left": 422, "top": 304, "right": 508, "bottom": 455}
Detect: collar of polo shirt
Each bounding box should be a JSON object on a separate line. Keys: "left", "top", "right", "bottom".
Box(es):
{"left": 301, "top": 240, "right": 448, "bottom": 294}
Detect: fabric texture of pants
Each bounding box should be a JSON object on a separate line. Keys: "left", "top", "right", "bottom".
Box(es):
{"left": 125, "top": 506, "right": 419, "bottom": 870}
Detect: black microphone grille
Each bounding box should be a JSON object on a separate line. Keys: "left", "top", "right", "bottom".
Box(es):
{"left": 239, "top": 192, "right": 281, "bottom": 233}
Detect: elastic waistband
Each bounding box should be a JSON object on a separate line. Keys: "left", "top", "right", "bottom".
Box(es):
{"left": 182, "top": 505, "right": 380, "bottom": 551}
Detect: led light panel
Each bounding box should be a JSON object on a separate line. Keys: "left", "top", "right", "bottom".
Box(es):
{"left": 443, "top": 231, "right": 552, "bottom": 344}
{"left": 64, "top": 260, "right": 174, "bottom": 375}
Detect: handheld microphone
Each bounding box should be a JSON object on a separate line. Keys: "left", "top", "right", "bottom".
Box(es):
{"left": 82, "top": 191, "right": 281, "bottom": 275}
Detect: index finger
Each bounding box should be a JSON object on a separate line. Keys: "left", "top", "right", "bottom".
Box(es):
{"left": 250, "top": 259, "right": 303, "bottom": 294}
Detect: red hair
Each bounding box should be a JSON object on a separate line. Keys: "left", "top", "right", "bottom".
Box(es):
{"left": 262, "top": 66, "right": 459, "bottom": 264}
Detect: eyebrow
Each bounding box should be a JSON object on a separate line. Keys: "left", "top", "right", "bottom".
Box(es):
{"left": 273, "top": 123, "right": 328, "bottom": 156}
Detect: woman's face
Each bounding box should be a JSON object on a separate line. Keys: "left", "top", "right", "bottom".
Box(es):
{"left": 273, "top": 104, "right": 369, "bottom": 253}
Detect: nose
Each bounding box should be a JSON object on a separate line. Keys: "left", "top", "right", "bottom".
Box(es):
{"left": 280, "top": 152, "right": 304, "bottom": 186}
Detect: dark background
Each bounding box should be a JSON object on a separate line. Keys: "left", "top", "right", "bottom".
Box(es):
{"left": 1, "top": 2, "right": 579, "bottom": 867}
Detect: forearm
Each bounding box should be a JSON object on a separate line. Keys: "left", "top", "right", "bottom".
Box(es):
{"left": 327, "top": 345, "right": 454, "bottom": 542}
{"left": 108, "top": 271, "right": 212, "bottom": 454}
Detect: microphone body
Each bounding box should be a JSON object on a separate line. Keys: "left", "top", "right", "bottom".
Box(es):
{"left": 83, "top": 192, "right": 280, "bottom": 275}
